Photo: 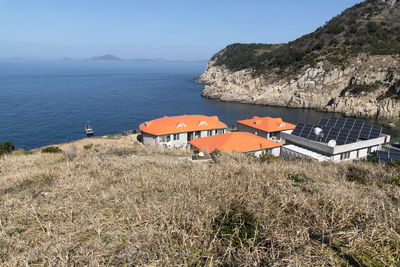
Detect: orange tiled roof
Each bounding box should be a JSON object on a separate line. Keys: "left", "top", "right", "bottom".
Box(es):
{"left": 189, "top": 132, "right": 282, "bottom": 153}
{"left": 139, "top": 115, "right": 227, "bottom": 136}
{"left": 237, "top": 116, "right": 295, "bottom": 133}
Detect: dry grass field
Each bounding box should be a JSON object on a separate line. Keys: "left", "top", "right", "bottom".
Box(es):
{"left": 1, "top": 136, "right": 400, "bottom": 266}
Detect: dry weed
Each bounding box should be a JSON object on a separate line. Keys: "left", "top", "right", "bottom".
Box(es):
{"left": 0, "top": 145, "right": 399, "bottom": 266}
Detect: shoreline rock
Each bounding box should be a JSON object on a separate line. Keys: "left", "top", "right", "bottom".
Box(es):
{"left": 199, "top": 56, "right": 400, "bottom": 120}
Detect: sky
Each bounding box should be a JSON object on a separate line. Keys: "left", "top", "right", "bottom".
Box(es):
{"left": 0, "top": 0, "right": 363, "bottom": 60}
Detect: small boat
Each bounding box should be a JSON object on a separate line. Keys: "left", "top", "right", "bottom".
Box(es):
{"left": 85, "top": 121, "right": 94, "bottom": 137}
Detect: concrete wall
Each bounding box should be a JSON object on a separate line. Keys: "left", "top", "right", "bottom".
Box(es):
{"left": 237, "top": 123, "right": 288, "bottom": 142}
{"left": 142, "top": 132, "right": 157, "bottom": 145}
{"left": 281, "top": 132, "right": 389, "bottom": 155}
{"left": 237, "top": 123, "right": 269, "bottom": 139}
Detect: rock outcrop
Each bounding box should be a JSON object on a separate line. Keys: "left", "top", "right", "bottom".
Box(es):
{"left": 200, "top": 54, "right": 400, "bottom": 119}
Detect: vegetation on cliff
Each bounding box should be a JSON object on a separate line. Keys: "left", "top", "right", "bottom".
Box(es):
{"left": 212, "top": 0, "right": 400, "bottom": 75}
{"left": 1, "top": 139, "right": 400, "bottom": 265}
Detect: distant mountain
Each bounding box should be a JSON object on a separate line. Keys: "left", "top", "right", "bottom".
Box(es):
{"left": 87, "top": 54, "right": 123, "bottom": 63}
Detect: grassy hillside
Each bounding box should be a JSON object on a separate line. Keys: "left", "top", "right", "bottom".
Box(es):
{"left": 212, "top": 0, "right": 400, "bottom": 75}
{"left": 1, "top": 138, "right": 400, "bottom": 265}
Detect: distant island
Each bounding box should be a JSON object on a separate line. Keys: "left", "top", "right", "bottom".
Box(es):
{"left": 86, "top": 55, "right": 207, "bottom": 64}
{"left": 87, "top": 54, "right": 123, "bottom": 63}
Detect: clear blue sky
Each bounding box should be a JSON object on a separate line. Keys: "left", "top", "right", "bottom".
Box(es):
{"left": 0, "top": 0, "right": 363, "bottom": 60}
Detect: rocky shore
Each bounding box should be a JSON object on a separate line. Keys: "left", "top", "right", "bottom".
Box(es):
{"left": 199, "top": 55, "right": 400, "bottom": 120}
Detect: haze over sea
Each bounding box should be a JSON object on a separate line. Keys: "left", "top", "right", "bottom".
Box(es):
{"left": 0, "top": 59, "right": 397, "bottom": 150}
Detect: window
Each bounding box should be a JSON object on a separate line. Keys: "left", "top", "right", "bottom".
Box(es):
{"left": 173, "top": 134, "right": 179, "bottom": 141}
{"left": 217, "top": 129, "right": 224, "bottom": 134}
{"left": 160, "top": 136, "right": 166, "bottom": 142}
{"left": 340, "top": 152, "right": 350, "bottom": 160}
{"left": 207, "top": 130, "right": 213, "bottom": 136}
{"left": 166, "top": 135, "right": 171, "bottom": 142}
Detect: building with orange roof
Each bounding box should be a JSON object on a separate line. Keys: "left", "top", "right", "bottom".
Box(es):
{"left": 139, "top": 115, "right": 228, "bottom": 147}
{"left": 237, "top": 116, "right": 295, "bottom": 142}
{"left": 189, "top": 132, "right": 282, "bottom": 157}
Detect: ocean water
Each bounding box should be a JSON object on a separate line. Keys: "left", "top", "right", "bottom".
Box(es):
{"left": 0, "top": 59, "right": 397, "bottom": 150}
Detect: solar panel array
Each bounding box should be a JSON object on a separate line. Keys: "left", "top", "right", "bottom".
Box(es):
{"left": 291, "top": 117, "right": 383, "bottom": 145}
{"left": 377, "top": 150, "right": 400, "bottom": 163}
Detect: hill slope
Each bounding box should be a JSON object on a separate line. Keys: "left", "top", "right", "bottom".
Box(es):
{"left": 200, "top": 0, "right": 400, "bottom": 119}
{"left": 1, "top": 138, "right": 400, "bottom": 265}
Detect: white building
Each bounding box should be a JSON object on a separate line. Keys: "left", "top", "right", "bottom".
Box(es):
{"left": 280, "top": 117, "right": 390, "bottom": 162}
{"left": 139, "top": 115, "right": 228, "bottom": 147}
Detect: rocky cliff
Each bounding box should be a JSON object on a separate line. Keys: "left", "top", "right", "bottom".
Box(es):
{"left": 199, "top": 0, "right": 400, "bottom": 119}
{"left": 200, "top": 54, "right": 400, "bottom": 118}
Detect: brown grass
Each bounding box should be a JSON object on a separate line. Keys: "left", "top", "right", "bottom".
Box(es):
{"left": 1, "top": 138, "right": 400, "bottom": 266}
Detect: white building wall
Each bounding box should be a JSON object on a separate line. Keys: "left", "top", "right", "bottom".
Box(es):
{"left": 269, "top": 147, "right": 281, "bottom": 157}
{"left": 250, "top": 147, "right": 281, "bottom": 157}
{"left": 350, "top": 151, "right": 358, "bottom": 160}
{"left": 142, "top": 128, "right": 227, "bottom": 148}
{"left": 358, "top": 148, "right": 368, "bottom": 158}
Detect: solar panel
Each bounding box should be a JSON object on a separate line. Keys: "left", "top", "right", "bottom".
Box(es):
{"left": 388, "top": 149, "right": 400, "bottom": 158}
{"left": 326, "top": 117, "right": 338, "bottom": 128}
{"left": 317, "top": 118, "right": 328, "bottom": 128}
{"left": 300, "top": 124, "right": 314, "bottom": 138}
{"left": 377, "top": 150, "right": 387, "bottom": 156}
{"left": 292, "top": 117, "right": 383, "bottom": 145}
{"left": 326, "top": 127, "right": 341, "bottom": 141}
{"left": 291, "top": 123, "right": 305, "bottom": 136}
{"left": 343, "top": 119, "right": 356, "bottom": 130}
{"left": 345, "top": 130, "right": 360, "bottom": 144}
{"left": 335, "top": 129, "right": 348, "bottom": 145}
{"left": 359, "top": 124, "right": 373, "bottom": 139}
{"left": 354, "top": 119, "right": 365, "bottom": 128}
{"left": 335, "top": 118, "right": 346, "bottom": 129}
{"left": 377, "top": 150, "right": 400, "bottom": 163}
{"left": 369, "top": 125, "right": 382, "bottom": 139}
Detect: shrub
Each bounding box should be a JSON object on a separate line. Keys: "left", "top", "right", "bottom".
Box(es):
{"left": 0, "top": 141, "right": 16, "bottom": 156}
{"left": 22, "top": 151, "right": 33, "bottom": 155}
{"left": 210, "top": 149, "right": 221, "bottom": 162}
{"left": 346, "top": 166, "right": 369, "bottom": 185}
{"left": 83, "top": 143, "right": 93, "bottom": 150}
{"left": 287, "top": 172, "right": 312, "bottom": 183}
{"left": 41, "top": 146, "right": 62, "bottom": 153}
{"left": 340, "top": 82, "right": 381, "bottom": 97}
{"left": 258, "top": 150, "right": 274, "bottom": 163}
{"left": 366, "top": 151, "right": 379, "bottom": 163}
{"left": 214, "top": 205, "right": 258, "bottom": 247}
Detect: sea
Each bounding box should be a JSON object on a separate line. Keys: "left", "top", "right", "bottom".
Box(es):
{"left": 0, "top": 59, "right": 398, "bottom": 150}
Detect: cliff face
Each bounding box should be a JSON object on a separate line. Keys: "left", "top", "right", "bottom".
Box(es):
{"left": 200, "top": 55, "right": 400, "bottom": 119}
{"left": 199, "top": 0, "right": 400, "bottom": 119}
